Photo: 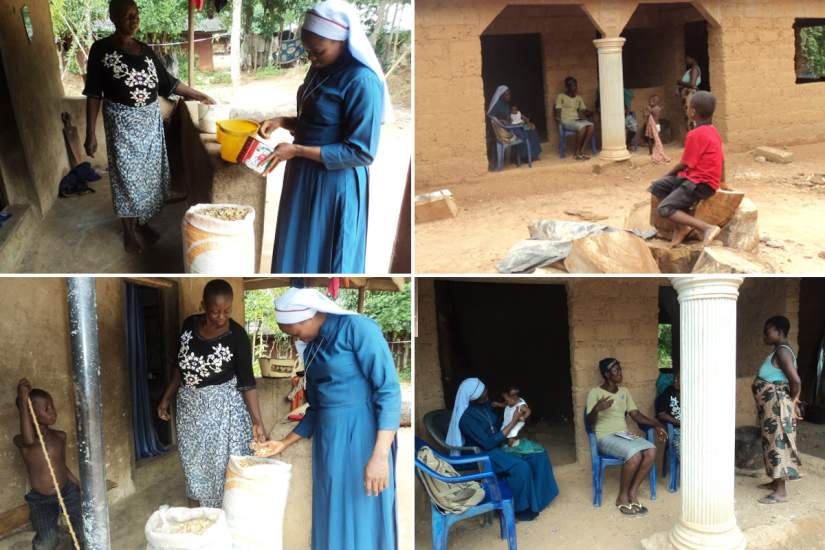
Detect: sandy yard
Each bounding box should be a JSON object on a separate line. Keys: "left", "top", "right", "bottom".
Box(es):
{"left": 415, "top": 453, "right": 825, "bottom": 550}
{"left": 415, "top": 142, "right": 825, "bottom": 274}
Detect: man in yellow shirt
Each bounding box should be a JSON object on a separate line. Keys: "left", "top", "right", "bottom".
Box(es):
{"left": 586, "top": 357, "right": 667, "bottom": 516}
{"left": 555, "top": 76, "right": 595, "bottom": 160}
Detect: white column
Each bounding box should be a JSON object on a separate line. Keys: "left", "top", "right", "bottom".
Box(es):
{"left": 669, "top": 277, "right": 746, "bottom": 550}
{"left": 593, "top": 37, "right": 631, "bottom": 162}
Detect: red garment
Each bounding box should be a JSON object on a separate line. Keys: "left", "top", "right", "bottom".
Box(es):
{"left": 191, "top": 0, "right": 203, "bottom": 10}
{"left": 327, "top": 277, "right": 340, "bottom": 299}
{"left": 678, "top": 124, "right": 724, "bottom": 190}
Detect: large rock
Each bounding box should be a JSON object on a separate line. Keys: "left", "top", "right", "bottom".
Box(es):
{"left": 694, "top": 189, "right": 745, "bottom": 227}
{"left": 717, "top": 197, "right": 759, "bottom": 253}
{"left": 692, "top": 246, "right": 775, "bottom": 273}
{"left": 647, "top": 239, "right": 704, "bottom": 273}
{"left": 650, "top": 190, "right": 745, "bottom": 240}
{"left": 624, "top": 199, "right": 654, "bottom": 233}
{"left": 564, "top": 231, "right": 661, "bottom": 273}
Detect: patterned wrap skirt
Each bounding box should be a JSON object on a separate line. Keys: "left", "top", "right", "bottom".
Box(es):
{"left": 176, "top": 377, "right": 253, "bottom": 507}
{"left": 102, "top": 99, "right": 170, "bottom": 224}
{"left": 752, "top": 377, "right": 802, "bottom": 480}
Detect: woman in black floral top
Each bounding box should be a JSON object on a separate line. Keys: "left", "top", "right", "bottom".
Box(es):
{"left": 157, "top": 279, "right": 267, "bottom": 508}
{"left": 83, "top": 0, "right": 214, "bottom": 254}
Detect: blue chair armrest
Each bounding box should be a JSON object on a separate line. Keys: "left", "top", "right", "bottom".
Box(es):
{"left": 415, "top": 457, "right": 497, "bottom": 484}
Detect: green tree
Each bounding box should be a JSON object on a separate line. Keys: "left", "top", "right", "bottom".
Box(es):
{"left": 801, "top": 25, "right": 825, "bottom": 76}
{"left": 658, "top": 324, "right": 673, "bottom": 370}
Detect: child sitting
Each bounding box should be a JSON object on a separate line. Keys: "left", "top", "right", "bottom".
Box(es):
{"left": 493, "top": 385, "right": 529, "bottom": 447}
{"left": 510, "top": 105, "right": 535, "bottom": 130}
{"left": 510, "top": 105, "right": 524, "bottom": 125}
{"left": 648, "top": 90, "right": 730, "bottom": 247}
{"left": 655, "top": 372, "right": 681, "bottom": 459}
{"left": 14, "top": 378, "right": 83, "bottom": 549}
{"left": 644, "top": 95, "right": 671, "bottom": 164}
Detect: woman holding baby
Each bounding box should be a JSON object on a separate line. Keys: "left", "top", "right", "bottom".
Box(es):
{"left": 446, "top": 377, "right": 559, "bottom": 521}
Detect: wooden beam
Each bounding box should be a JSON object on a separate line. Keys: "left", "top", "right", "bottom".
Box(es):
{"left": 188, "top": 0, "right": 195, "bottom": 87}
{"left": 125, "top": 277, "right": 175, "bottom": 289}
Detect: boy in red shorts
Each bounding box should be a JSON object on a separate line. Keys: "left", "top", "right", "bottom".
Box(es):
{"left": 648, "top": 91, "right": 731, "bottom": 247}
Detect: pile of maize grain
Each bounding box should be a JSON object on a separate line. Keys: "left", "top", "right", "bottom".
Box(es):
{"left": 168, "top": 517, "right": 214, "bottom": 534}
{"left": 198, "top": 206, "right": 248, "bottom": 221}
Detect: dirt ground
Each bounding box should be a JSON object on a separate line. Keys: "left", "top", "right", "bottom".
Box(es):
{"left": 415, "top": 142, "right": 825, "bottom": 274}
{"left": 415, "top": 454, "right": 825, "bottom": 550}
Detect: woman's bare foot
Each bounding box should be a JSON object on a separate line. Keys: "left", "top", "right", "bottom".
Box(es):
{"left": 703, "top": 225, "right": 721, "bottom": 246}
{"left": 669, "top": 225, "right": 693, "bottom": 247}
{"left": 137, "top": 223, "right": 161, "bottom": 245}
{"left": 124, "top": 233, "right": 143, "bottom": 254}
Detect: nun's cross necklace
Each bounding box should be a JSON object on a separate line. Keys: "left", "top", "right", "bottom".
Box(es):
{"left": 298, "top": 72, "right": 331, "bottom": 119}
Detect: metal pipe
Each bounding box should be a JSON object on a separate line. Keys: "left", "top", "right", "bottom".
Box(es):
{"left": 67, "top": 277, "right": 111, "bottom": 550}
{"left": 188, "top": 0, "right": 195, "bottom": 87}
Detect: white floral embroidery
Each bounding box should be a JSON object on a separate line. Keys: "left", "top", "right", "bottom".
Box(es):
{"left": 100, "top": 50, "right": 160, "bottom": 107}
{"left": 177, "top": 329, "right": 236, "bottom": 386}
{"left": 129, "top": 88, "right": 151, "bottom": 106}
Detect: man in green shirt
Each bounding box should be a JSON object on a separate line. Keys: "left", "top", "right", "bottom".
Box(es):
{"left": 555, "top": 76, "right": 595, "bottom": 160}
{"left": 586, "top": 357, "right": 667, "bottom": 516}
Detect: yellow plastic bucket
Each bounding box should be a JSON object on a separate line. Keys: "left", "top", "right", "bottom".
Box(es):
{"left": 217, "top": 119, "right": 260, "bottom": 163}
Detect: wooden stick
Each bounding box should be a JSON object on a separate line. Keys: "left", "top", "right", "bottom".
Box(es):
{"left": 27, "top": 398, "right": 81, "bottom": 550}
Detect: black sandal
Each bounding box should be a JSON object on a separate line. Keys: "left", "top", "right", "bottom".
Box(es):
{"left": 617, "top": 503, "right": 639, "bottom": 516}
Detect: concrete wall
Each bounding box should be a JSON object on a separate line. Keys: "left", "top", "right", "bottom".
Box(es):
{"left": 718, "top": 1, "right": 825, "bottom": 150}
{"left": 0, "top": 0, "right": 70, "bottom": 216}
{"left": 566, "top": 278, "right": 661, "bottom": 466}
{"left": 413, "top": 279, "right": 445, "bottom": 440}
{"left": 415, "top": 0, "right": 825, "bottom": 188}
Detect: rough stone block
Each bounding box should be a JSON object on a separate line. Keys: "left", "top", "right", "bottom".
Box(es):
{"left": 415, "top": 190, "right": 458, "bottom": 223}
{"left": 692, "top": 246, "right": 775, "bottom": 273}
{"left": 694, "top": 189, "right": 745, "bottom": 227}
{"left": 754, "top": 146, "right": 793, "bottom": 163}
{"left": 564, "top": 231, "right": 661, "bottom": 274}
{"left": 717, "top": 197, "right": 759, "bottom": 253}
{"left": 647, "top": 239, "right": 704, "bottom": 273}
{"left": 623, "top": 199, "right": 654, "bottom": 234}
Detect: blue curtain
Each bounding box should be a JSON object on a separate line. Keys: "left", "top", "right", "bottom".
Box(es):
{"left": 126, "top": 284, "right": 168, "bottom": 460}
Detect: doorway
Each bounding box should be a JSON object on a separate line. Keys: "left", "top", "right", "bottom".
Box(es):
{"left": 685, "top": 20, "right": 710, "bottom": 91}
{"left": 481, "top": 33, "right": 548, "bottom": 141}
{"left": 434, "top": 280, "right": 576, "bottom": 466}
{"left": 125, "top": 282, "right": 179, "bottom": 460}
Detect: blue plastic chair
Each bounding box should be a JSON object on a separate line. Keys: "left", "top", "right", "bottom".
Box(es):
{"left": 415, "top": 437, "right": 517, "bottom": 550}
{"left": 489, "top": 116, "right": 532, "bottom": 171}
{"left": 583, "top": 407, "right": 657, "bottom": 507}
{"left": 559, "top": 122, "right": 598, "bottom": 159}
{"left": 661, "top": 421, "right": 680, "bottom": 493}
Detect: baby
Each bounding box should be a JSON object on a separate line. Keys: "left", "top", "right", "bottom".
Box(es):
{"left": 510, "top": 105, "right": 524, "bottom": 125}
{"left": 644, "top": 95, "right": 670, "bottom": 163}
{"left": 493, "top": 385, "right": 530, "bottom": 447}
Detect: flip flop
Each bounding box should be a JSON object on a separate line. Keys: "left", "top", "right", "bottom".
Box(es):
{"left": 758, "top": 494, "right": 787, "bottom": 504}
{"left": 616, "top": 503, "right": 640, "bottom": 516}
{"left": 631, "top": 501, "right": 649, "bottom": 514}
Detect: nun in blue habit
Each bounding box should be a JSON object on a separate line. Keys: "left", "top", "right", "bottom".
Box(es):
{"left": 255, "top": 287, "right": 401, "bottom": 550}
{"left": 447, "top": 378, "right": 559, "bottom": 521}
{"left": 260, "top": 0, "right": 393, "bottom": 274}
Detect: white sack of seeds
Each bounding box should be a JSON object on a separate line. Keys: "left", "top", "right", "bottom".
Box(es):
{"left": 145, "top": 505, "right": 231, "bottom": 549}
{"left": 223, "top": 455, "right": 292, "bottom": 550}
{"left": 182, "top": 203, "right": 256, "bottom": 274}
